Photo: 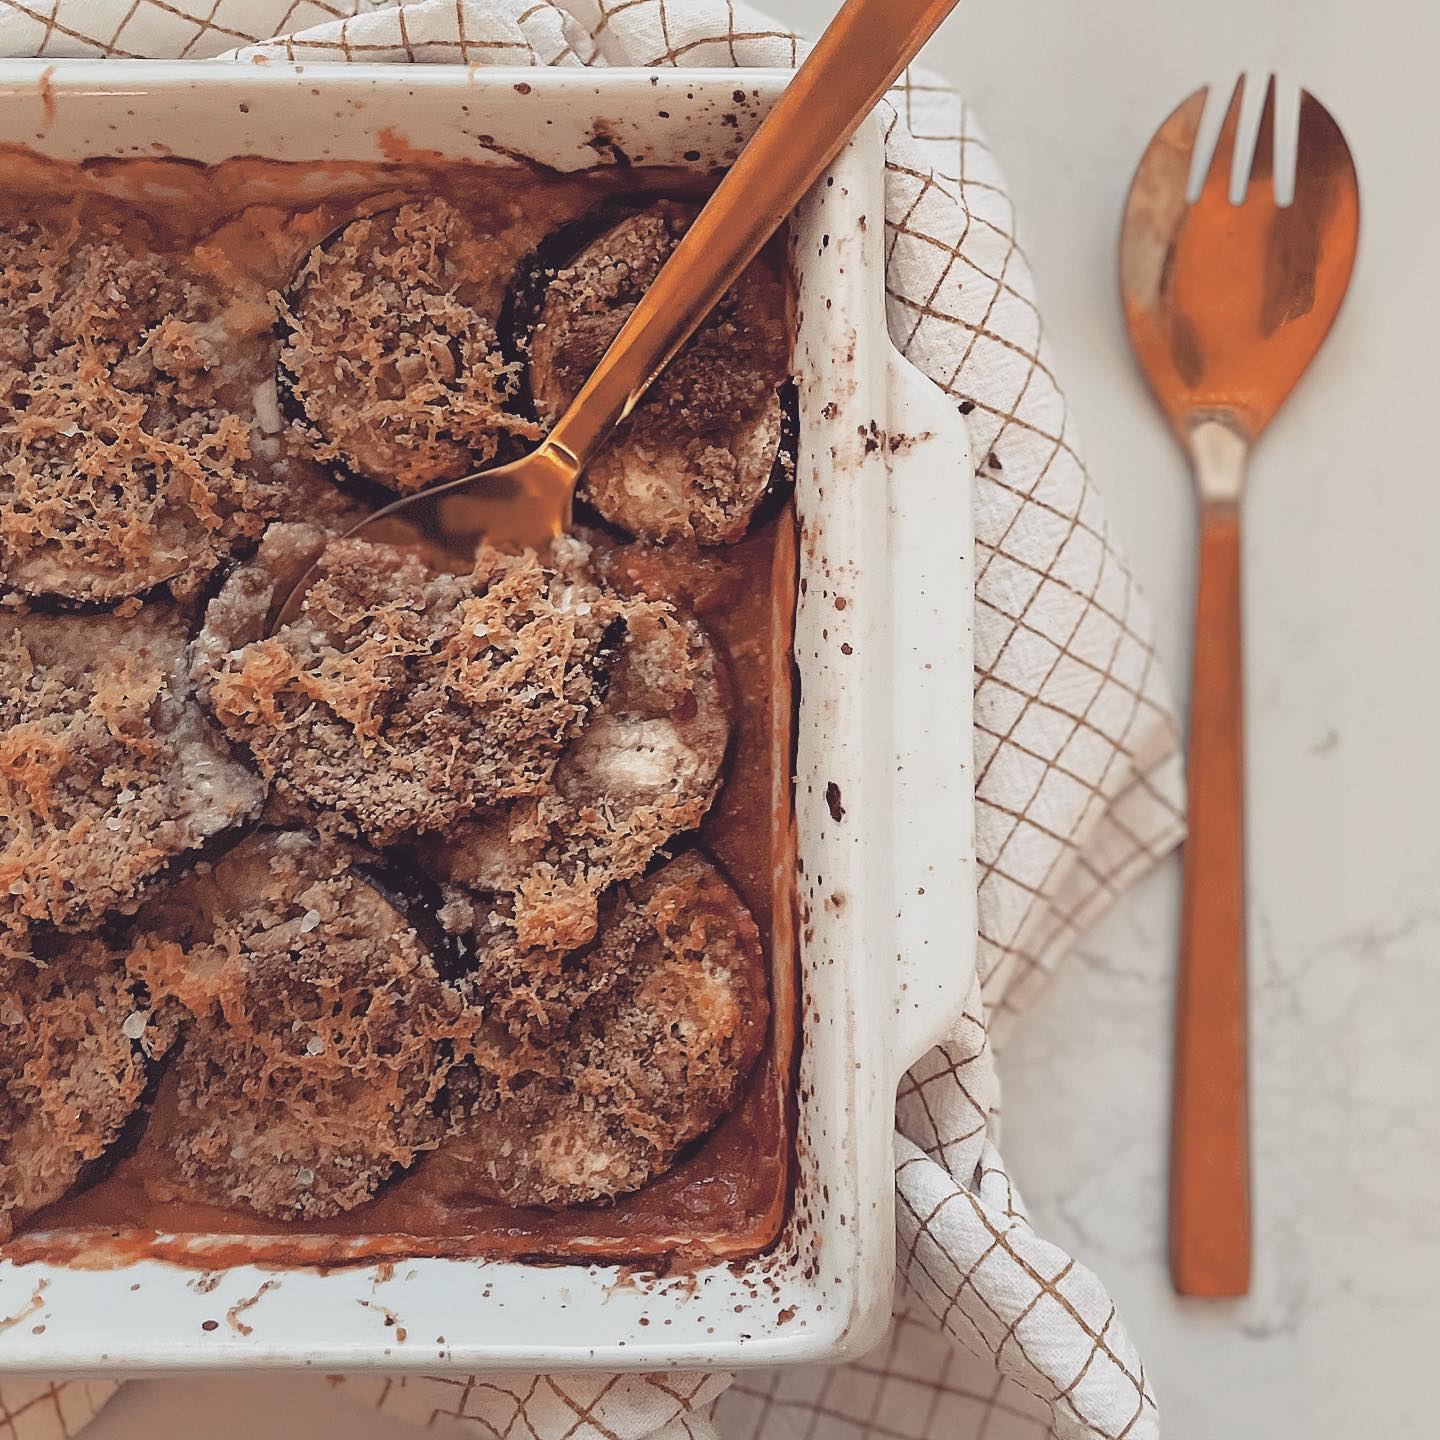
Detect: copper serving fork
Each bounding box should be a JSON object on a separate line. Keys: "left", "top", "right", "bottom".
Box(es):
{"left": 269, "top": 0, "right": 962, "bottom": 631}
{"left": 1120, "top": 78, "right": 1359, "bottom": 1296}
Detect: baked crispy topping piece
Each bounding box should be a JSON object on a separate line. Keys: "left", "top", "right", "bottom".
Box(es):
{"left": 528, "top": 201, "right": 790, "bottom": 545}
{"left": 279, "top": 199, "right": 540, "bottom": 492}
{"left": 0, "top": 602, "right": 265, "bottom": 951}
{"left": 0, "top": 212, "right": 281, "bottom": 603}
{"left": 448, "top": 854, "right": 768, "bottom": 1209}
{"left": 438, "top": 601, "right": 730, "bottom": 954}
{"left": 198, "top": 532, "right": 633, "bottom": 846}
{"left": 128, "top": 829, "right": 490, "bottom": 1221}
{"left": 0, "top": 941, "right": 178, "bottom": 1240}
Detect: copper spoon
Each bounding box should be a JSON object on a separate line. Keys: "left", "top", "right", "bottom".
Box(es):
{"left": 270, "top": 0, "right": 961, "bottom": 631}
{"left": 1120, "top": 76, "right": 1359, "bottom": 1296}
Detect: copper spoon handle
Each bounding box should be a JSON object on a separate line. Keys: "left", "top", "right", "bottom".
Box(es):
{"left": 1172, "top": 485, "right": 1251, "bottom": 1295}
{"left": 546, "top": 0, "right": 959, "bottom": 470}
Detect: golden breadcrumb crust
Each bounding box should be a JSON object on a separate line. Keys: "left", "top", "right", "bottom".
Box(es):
{"left": 201, "top": 534, "right": 634, "bottom": 846}
{"left": 279, "top": 199, "right": 539, "bottom": 492}
{"left": 0, "top": 941, "right": 178, "bottom": 1239}
{"left": 0, "top": 601, "right": 263, "bottom": 955}
{"left": 530, "top": 202, "right": 789, "bottom": 544}
{"left": 450, "top": 854, "right": 768, "bottom": 1208}
{"left": 127, "top": 830, "right": 507, "bottom": 1220}
{"left": 0, "top": 210, "right": 281, "bottom": 603}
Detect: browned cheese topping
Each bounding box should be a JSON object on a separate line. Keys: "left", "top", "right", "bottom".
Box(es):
{"left": 0, "top": 941, "right": 177, "bottom": 1239}
{"left": 530, "top": 202, "right": 790, "bottom": 544}
{"left": 439, "top": 599, "right": 730, "bottom": 956}
{"left": 127, "top": 830, "right": 502, "bottom": 1221}
{"left": 279, "top": 199, "right": 540, "bottom": 492}
{"left": 0, "top": 211, "right": 281, "bottom": 603}
{"left": 449, "top": 855, "right": 768, "bottom": 1208}
{"left": 0, "top": 602, "right": 264, "bottom": 955}
{"left": 199, "top": 533, "right": 635, "bottom": 846}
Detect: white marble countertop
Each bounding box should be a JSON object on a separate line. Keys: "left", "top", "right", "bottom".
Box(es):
{"left": 82, "top": 2, "right": 1438, "bottom": 1436}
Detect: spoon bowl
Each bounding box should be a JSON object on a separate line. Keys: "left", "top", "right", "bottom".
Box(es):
{"left": 270, "top": 442, "right": 576, "bottom": 630}
{"left": 1121, "top": 78, "right": 1360, "bottom": 450}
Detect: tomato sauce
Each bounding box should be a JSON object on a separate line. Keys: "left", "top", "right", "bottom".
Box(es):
{"left": 0, "top": 151, "right": 797, "bottom": 1267}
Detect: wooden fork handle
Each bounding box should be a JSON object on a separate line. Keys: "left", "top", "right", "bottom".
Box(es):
{"left": 1171, "top": 498, "right": 1251, "bottom": 1296}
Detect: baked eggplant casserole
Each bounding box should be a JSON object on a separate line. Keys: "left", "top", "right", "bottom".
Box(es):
{"left": 0, "top": 161, "right": 796, "bottom": 1258}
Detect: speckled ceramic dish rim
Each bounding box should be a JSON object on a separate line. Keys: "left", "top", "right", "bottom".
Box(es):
{"left": 0, "top": 60, "right": 975, "bottom": 1376}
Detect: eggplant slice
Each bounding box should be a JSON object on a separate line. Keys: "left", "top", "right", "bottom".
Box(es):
{"left": 527, "top": 201, "right": 791, "bottom": 545}
{"left": 126, "top": 829, "right": 491, "bottom": 1221}
{"left": 448, "top": 854, "right": 768, "bottom": 1209}
{"left": 0, "top": 940, "right": 179, "bottom": 1240}
{"left": 436, "top": 598, "right": 731, "bottom": 955}
{"left": 0, "top": 601, "right": 266, "bottom": 951}
{"left": 196, "top": 529, "right": 635, "bottom": 847}
{"left": 0, "top": 212, "right": 282, "bottom": 604}
{"left": 278, "top": 199, "right": 541, "bottom": 493}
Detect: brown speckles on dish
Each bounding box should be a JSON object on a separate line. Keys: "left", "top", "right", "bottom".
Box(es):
{"left": 887, "top": 429, "right": 934, "bottom": 454}
{"left": 224, "top": 1279, "right": 279, "bottom": 1335}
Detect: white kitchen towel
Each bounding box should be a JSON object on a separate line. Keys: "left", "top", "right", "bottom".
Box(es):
{"left": 0, "top": 3, "right": 1186, "bottom": 1438}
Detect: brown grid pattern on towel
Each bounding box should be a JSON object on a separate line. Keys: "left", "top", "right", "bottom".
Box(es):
{"left": 893, "top": 1142, "right": 1159, "bottom": 1440}
{"left": 0, "top": 1382, "right": 114, "bottom": 1440}
{"left": 723, "top": 1312, "right": 1057, "bottom": 1440}
{"left": 345, "top": 1370, "right": 731, "bottom": 1437}
{"left": 0, "top": 4, "right": 1180, "bottom": 1439}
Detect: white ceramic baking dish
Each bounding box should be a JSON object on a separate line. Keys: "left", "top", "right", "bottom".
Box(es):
{"left": 0, "top": 60, "right": 975, "bottom": 1375}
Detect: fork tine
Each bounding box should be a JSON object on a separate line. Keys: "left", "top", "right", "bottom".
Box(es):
{"left": 1200, "top": 74, "right": 1246, "bottom": 198}
{"left": 1130, "top": 85, "right": 1207, "bottom": 203}
{"left": 1120, "top": 86, "right": 1207, "bottom": 308}
{"left": 1297, "top": 89, "right": 1359, "bottom": 190}
{"left": 1247, "top": 73, "right": 1277, "bottom": 192}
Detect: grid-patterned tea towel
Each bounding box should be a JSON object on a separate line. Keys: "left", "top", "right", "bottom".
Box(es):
{"left": 0, "top": 3, "right": 1186, "bottom": 1437}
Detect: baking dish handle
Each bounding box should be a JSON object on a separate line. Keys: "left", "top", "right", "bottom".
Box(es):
{"left": 884, "top": 348, "right": 979, "bottom": 1077}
